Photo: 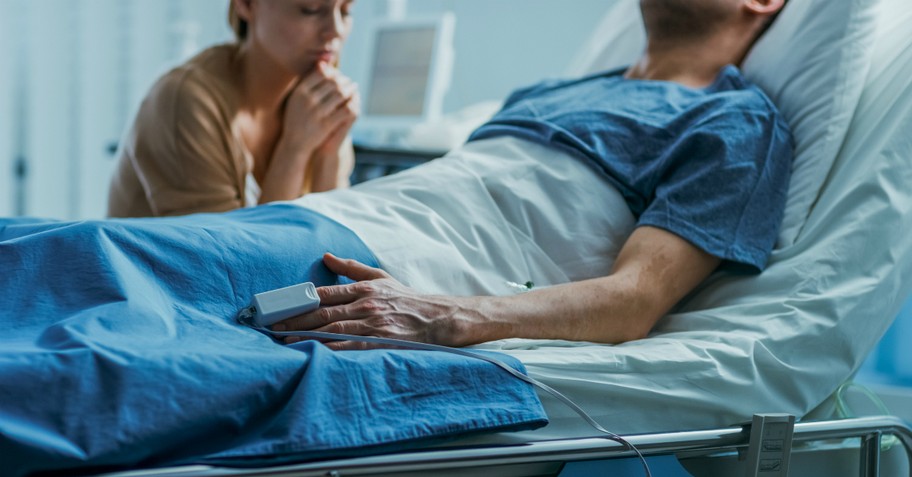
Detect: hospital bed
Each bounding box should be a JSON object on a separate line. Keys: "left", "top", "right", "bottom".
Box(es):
{"left": 96, "top": 416, "right": 912, "bottom": 476}
{"left": 93, "top": 0, "right": 912, "bottom": 474}
{"left": 6, "top": 0, "right": 912, "bottom": 475}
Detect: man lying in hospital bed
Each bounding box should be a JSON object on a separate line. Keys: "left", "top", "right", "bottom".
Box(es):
{"left": 4, "top": 0, "right": 912, "bottom": 474}
{"left": 281, "top": 0, "right": 792, "bottom": 350}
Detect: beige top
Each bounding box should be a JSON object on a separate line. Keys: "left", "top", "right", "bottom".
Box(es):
{"left": 108, "top": 43, "right": 334, "bottom": 218}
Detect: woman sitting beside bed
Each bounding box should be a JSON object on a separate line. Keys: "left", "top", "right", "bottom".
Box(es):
{"left": 107, "top": 0, "right": 360, "bottom": 218}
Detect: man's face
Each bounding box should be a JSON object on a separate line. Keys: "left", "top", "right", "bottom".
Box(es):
{"left": 639, "top": 0, "right": 739, "bottom": 40}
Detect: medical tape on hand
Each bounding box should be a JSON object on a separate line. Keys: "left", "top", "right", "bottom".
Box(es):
{"left": 237, "top": 310, "right": 652, "bottom": 477}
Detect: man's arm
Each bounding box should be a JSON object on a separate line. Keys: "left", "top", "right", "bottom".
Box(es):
{"left": 275, "top": 226, "right": 720, "bottom": 349}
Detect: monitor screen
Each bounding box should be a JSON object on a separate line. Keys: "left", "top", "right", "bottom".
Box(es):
{"left": 365, "top": 26, "right": 438, "bottom": 117}
{"left": 352, "top": 14, "right": 455, "bottom": 148}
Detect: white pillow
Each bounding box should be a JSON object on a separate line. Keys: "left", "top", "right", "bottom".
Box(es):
{"left": 565, "top": 0, "right": 880, "bottom": 248}
{"left": 743, "top": 0, "right": 879, "bottom": 247}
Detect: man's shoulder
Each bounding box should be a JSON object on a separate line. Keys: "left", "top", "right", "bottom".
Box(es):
{"left": 708, "top": 66, "right": 783, "bottom": 118}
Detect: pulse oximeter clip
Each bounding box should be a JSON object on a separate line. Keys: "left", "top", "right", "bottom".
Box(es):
{"left": 237, "top": 282, "right": 321, "bottom": 329}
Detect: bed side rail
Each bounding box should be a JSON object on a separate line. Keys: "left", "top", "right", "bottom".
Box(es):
{"left": 275, "top": 416, "right": 912, "bottom": 477}
{"left": 97, "top": 416, "right": 912, "bottom": 477}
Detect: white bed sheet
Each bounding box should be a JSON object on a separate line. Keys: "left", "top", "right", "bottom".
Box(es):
{"left": 293, "top": 136, "right": 635, "bottom": 297}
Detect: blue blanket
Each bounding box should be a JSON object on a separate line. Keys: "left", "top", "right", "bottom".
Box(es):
{"left": 0, "top": 205, "right": 547, "bottom": 476}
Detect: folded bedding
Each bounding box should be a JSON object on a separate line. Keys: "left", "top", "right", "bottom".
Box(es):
{"left": 0, "top": 205, "right": 546, "bottom": 477}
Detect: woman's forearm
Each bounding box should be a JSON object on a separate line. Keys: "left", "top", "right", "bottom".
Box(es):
{"left": 259, "top": 137, "right": 354, "bottom": 203}
{"left": 309, "top": 139, "right": 355, "bottom": 192}
{"left": 258, "top": 139, "right": 314, "bottom": 204}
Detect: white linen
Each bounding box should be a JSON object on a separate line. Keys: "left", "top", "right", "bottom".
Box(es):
{"left": 293, "top": 136, "right": 635, "bottom": 297}
{"left": 743, "top": 0, "right": 879, "bottom": 247}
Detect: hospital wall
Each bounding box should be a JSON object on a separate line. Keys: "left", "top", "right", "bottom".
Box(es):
{"left": 0, "top": 0, "right": 232, "bottom": 220}
{"left": 343, "top": 0, "right": 612, "bottom": 113}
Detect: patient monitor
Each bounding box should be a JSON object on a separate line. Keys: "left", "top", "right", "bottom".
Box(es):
{"left": 353, "top": 13, "right": 455, "bottom": 148}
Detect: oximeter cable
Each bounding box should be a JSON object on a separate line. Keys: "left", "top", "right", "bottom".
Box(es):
{"left": 237, "top": 306, "right": 653, "bottom": 477}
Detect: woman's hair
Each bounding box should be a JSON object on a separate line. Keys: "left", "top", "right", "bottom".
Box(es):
{"left": 228, "top": 1, "right": 248, "bottom": 41}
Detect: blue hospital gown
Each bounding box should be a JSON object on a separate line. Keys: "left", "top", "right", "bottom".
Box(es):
{"left": 470, "top": 65, "right": 793, "bottom": 271}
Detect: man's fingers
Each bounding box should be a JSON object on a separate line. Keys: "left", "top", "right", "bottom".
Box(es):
{"left": 282, "top": 320, "right": 376, "bottom": 350}
{"left": 316, "top": 283, "right": 363, "bottom": 306}
{"left": 271, "top": 255, "right": 396, "bottom": 339}
{"left": 275, "top": 303, "right": 343, "bottom": 331}
{"left": 323, "top": 253, "right": 391, "bottom": 281}
{"left": 325, "top": 340, "right": 374, "bottom": 351}
{"left": 274, "top": 290, "right": 383, "bottom": 329}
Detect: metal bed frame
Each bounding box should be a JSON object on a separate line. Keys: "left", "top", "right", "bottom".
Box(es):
{"left": 350, "top": 144, "right": 442, "bottom": 185}
{"left": 105, "top": 416, "right": 911, "bottom": 477}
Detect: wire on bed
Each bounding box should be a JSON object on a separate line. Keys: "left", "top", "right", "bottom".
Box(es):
{"left": 237, "top": 306, "right": 653, "bottom": 477}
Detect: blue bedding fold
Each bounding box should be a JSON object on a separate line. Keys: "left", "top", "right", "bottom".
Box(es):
{"left": 0, "top": 205, "right": 547, "bottom": 476}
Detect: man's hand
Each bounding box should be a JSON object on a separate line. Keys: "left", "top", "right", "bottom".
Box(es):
{"left": 273, "top": 254, "right": 477, "bottom": 350}
{"left": 273, "top": 227, "right": 720, "bottom": 350}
